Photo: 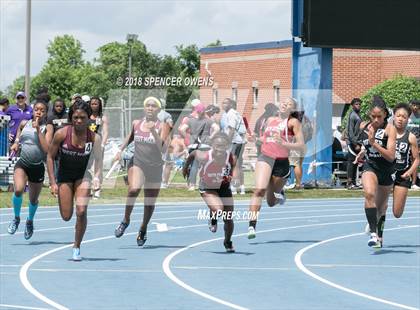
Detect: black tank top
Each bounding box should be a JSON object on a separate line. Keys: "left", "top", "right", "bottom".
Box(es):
{"left": 395, "top": 130, "right": 411, "bottom": 171}
{"left": 59, "top": 126, "right": 95, "bottom": 175}
{"left": 88, "top": 116, "right": 102, "bottom": 133}
{"left": 360, "top": 122, "right": 394, "bottom": 170}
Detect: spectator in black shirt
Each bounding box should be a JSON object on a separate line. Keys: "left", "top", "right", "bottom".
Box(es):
{"left": 346, "top": 98, "right": 362, "bottom": 189}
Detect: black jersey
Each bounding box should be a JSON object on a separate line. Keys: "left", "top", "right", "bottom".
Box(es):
{"left": 359, "top": 122, "right": 394, "bottom": 170}
{"left": 395, "top": 131, "right": 411, "bottom": 172}
{"left": 58, "top": 126, "right": 95, "bottom": 182}
{"left": 88, "top": 116, "right": 102, "bottom": 134}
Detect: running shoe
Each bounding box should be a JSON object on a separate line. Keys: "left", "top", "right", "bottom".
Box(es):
{"left": 93, "top": 190, "right": 100, "bottom": 200}
{"left": 247, "top": 226, "right": 256, "bottom": 239}
{"left": 274, "top": 190, "right": 286, "bottom": 205}
{"left": 373, "top": 238, "right": 383, "bottom": 249}
{"left": 368, "top": 232, "right": 380, "bottom": 247}
{"left": 72, "top": 248, "right": 82, "bottom": 261}
{"left": 208, "top": 219, "right": 217, "bottom": 233}
{"left": 136, "top": 230, "right": 147, "bottom": 246}
{"left": 24, "top": 219, "right": 34, "bottom": 240}
{"left": 231, "top": 186, "right": 237, "bottom": 195}
{"left": 7, "top": 217, "right": 20, "bottom": 235}
{"left": 224, "top": 240, "right": 235, "bottom": 253}
{"left": 239, "top": 185, "right": 246, "bottom": 195}
{"left": 115, "top": 221, "right": 129, "bottom": 238}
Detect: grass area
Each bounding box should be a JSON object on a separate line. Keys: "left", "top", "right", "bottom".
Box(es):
{"left": 1, "top": 175, "right": 419, "bottom": 208}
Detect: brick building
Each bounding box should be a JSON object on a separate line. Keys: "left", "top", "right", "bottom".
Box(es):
{"left": 199, "top": 40, "right": 420, "bottom": 130}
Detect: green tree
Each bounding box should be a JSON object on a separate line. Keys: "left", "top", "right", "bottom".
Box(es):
{"left": 31, "top": 35, "right": 86, "bottom": 101}
{"left": 342, "top": 75, "right": 420, "bottom": 129}
{"left": 6, "top": 76, "right": 25, "bottom": 102}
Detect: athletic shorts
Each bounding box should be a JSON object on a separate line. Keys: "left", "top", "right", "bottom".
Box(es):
{"left": 15, "top": 160, "right": 45, "bottom": 183}
{"left": 57, "top": 169, "right": 92, "bottom": 184}
{"left": 258, "top": 154, "right": 290, "bottom": 178}
{"left": 231, "top": 143, "right": 245, "bottom": 164}
{"left": 199, "top": 182, "right": 233, "bottom": 198}
{"left": 129, "top": 158, "right": 163, "bottom": 183}
{"left": 362, "top": 162, "right": 393, "bottom": 186}
{"left": 394, "top": 170, "right": 412, "bottom": 189}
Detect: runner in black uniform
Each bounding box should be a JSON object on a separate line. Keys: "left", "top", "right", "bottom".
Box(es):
{"left": 392, "top": 103, "right": 419, "bottom": 218}
{"left": 7, "top": 100, "right": 49, "bottom": 240}
{"left": 114, "top": 97, "right": 170, "bottom": 246}
{"left": 47, "top": 99, "right": 102, "bottom": 261}
{"left": 358, "top": 96, "right": 396, "bottom": 248}
{"left": 183, "top": 133, "right": 236, "bottom": 252}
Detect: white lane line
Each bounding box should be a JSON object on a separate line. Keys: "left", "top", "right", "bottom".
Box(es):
{"left": 295, "top": 225, "right": 420, "bottom": 310}
{"left": 174, "top": 266, "right": 294, "bottom": 271}
{"left": 17, "top": 214, "right": 369, "bottom": 310}
{"left": 19, "top": 215, "right": 420, "bottom": 310}
{"left": 307, "top": 264, "right": 419, "bottom": 269}
{"left": 162, "top": 217, "right": 420, "bottom": 310}
{"left": 0, "top": 304, "right": 52, "bottom": 310}
{"left": 6, "top": 197, "right": 415, "bottom": 212}
{"left": 18, "top": 222, "right": 207, "bottom": 310}
{"left": 2, "top": 199, "right": 419, "bottom": 218}
{"left": 4, "top": 210, "right": 420, "bottom": 238}
{"left": 2, "top": 209, "right": 407, "bottom": 238}
{"left": 31, "top": 268, "right": 161, "bottom": 273}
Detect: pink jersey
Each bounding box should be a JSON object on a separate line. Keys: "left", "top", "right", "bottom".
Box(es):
{"left": 261, "top": 117, "right": 294, "bottom": 160}
{"left": 199, "top": 150, "right": 233, "bottom": 188}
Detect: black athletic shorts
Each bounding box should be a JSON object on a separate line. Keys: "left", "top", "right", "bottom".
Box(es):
{"left": 57, "top": 169, "right": 92, "bottom": 184}
{"left": 15, "top": 160, "right": 45, "bottom": 183}
{"left": 199, "top": 182, "right": 233, "bottom": 198}
{"left": 128, "top": 158, "right": 163, "bottom": 183}
{"left": 258, "top": 154, "right": 291, "bottom": 178}
{"left": 394, "top": 170, "right": 412, "bottom": 189}
{"left": 362, "top": 162, "right": 394, "bottom": 186}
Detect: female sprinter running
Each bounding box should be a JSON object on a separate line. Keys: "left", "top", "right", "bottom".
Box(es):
{"left": 88, "top": 96, "right": 109, "bottom": 199}
{"left": 247, "top": 98, "right": 304, "bottom": 239}
{"left": 47, "top": 99, "right": 102, "bottom": 261}
{"left": 7, "top": 100, "right": 49, "bottom": 239}
{"left": 392, "top": 103, "right": 419, "bottom": 218}
{"left": 183, "top": 133, "right": 236, "bottom": 252}
{"left": 114, "top": 97, "right": 170, "bottom": 246}
{"left": 359, "top": 96, "right": 396, "bottom": 248}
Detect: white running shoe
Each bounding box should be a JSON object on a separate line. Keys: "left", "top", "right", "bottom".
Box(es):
{"left": 274, "top": 190, "right": 286, "bottom": 205}
{"left": 188, "top": 185, "right": 196, "bottom": 191}
{"left": 231, "top": 186, "right": 237, "bottom": 195}
{"left": 161, "top": 183, "right": 168, "bottom": 189}
{"left": 248, "top": 226, "right": 256, "bottom": 239}
{"left": 240, "top": 185, "right": 246, "bottom": 195}
{"left": 93, "top": 190, "right": 100, "bottom": 200}
{"left": 368, "top": 233, "right": 379, "bottom": 247}
{"left": 72, "top": 248, "right": 82, "bottom": 261}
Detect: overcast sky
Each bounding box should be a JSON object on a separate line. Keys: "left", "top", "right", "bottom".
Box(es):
{"left": 0, "top": 0, "right": 292, "bottom": 91}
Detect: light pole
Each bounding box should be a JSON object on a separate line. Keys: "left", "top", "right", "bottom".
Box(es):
{"left": 25, "top": 0, "right": 32, "bottom": 100}
{"left": 126, "top": 34, "right": 138, "bottom": 130}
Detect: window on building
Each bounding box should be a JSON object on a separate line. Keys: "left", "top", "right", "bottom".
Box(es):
{"left": 232, "top": 87, "right": 237, "bottom": 102}
{"left": 274, "top": 86, "right": 280, "bottom": 105}
{"left": 253, "top": 87, "right": 259, "bottom": 109}
{"left": 212, "top": 88, "right": 218, "bottom": 106}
